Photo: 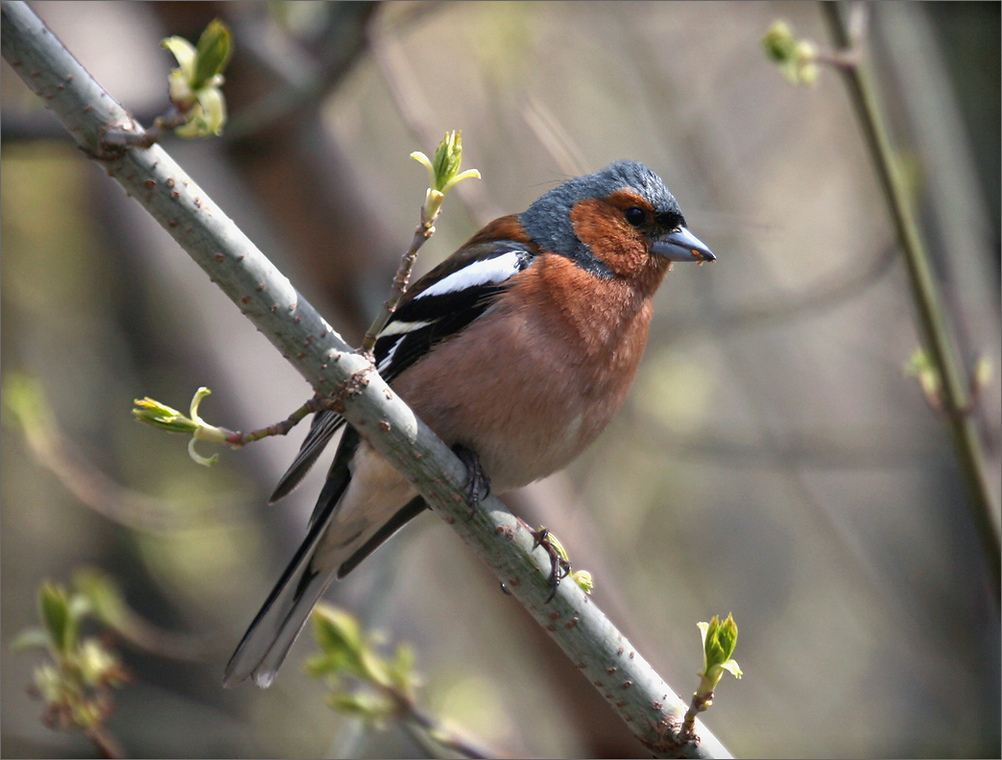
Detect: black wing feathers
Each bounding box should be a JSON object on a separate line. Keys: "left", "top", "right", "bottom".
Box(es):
{"left": 269, "top": 410, "right": 347, "bottom": 503}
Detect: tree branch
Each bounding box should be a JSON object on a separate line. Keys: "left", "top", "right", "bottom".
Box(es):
{"left": 1, "top": 3, "right": 732, "bottom": 756}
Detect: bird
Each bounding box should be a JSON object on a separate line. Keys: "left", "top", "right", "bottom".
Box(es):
{"left": 224, "top": 160, "right": 715, "bottom": 688}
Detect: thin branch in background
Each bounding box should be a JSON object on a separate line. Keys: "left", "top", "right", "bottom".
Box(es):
{"left": 701, "top": 239, "right": 900, "bottom": 336}
{"left": 83, "top": 727, "right": 125, "bottom": 760}
{"left": 370, "top": 9, "right": 592, "bottom": 216}
{"left": 222, "top": 3, "right": 376, "bottom": 143}
{"left": 519, "top": 93, "right": 588, "bottom": 179}
{"left": 71, "top": 567, "right": 213, "bottom": 663}
{"left": 401, "top": 706, "right": 496, "bottom": 760}
{"left": 821, "top": 0, "right": 1000, "bottom": 600}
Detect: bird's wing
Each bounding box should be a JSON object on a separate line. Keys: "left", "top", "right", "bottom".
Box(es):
{"left": 374, "top": 239, "right": 536, "bottom": 382}
{"left": 269, "top": 239, "right": 536, "bottom": 502}
{"left": 269, "top": 409, "right": 346, "bottom": 504}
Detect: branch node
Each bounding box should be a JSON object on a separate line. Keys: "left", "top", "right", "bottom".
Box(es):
{"left": 318, "top": 360, "right": 379, "bottom": 415}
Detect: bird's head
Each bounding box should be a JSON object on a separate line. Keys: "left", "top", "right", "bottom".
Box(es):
{"left": 520, "top": 161, "right": 714, "bottom": 284}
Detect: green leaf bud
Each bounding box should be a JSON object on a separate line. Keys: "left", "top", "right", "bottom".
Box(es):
{"left": 193, "top": 18, "right": 232, "bottom": 90}
{"left": 697, "top": 613, "right": 742, "bottom": 695}
{"left": 762, "top": 20, "right": 796, "bottom": 63}
{"left": 39, "top": 582, "right": 74, "bottom": 656}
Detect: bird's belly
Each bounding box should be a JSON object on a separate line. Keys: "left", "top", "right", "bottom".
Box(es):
{"left": 470, "top": 409, "right": 591, "bottom": 492}
{"left": 421, "top": 377, "right": 625, "bottom": 494}
{"left": 391, "top": 300, "right": 642, "bottom": 494}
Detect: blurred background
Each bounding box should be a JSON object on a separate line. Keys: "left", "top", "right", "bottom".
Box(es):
{"left": 2, "top": 1, "right": 999, "bottom": 757}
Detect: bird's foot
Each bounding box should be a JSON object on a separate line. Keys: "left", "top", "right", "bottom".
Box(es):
{"left": 531, "top": 526, "right": 572, "bottom": 603}
{"left": 452, "top": 444, "right": 491, "bottom": 519}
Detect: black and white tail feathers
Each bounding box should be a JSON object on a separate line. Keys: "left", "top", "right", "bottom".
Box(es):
{"left": 223, "top": 430, "right": 357, "bottom": 688}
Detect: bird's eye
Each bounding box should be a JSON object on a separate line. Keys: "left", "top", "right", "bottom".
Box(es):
{"left": 624, "top": 207, "right": 647, "bottom": 227}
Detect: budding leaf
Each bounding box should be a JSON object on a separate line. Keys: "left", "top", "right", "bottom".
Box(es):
{"left": 133, "top": 397, "right": 198, "bottom": 434}
{"left": 698, "top": 613, "right": 742, "bottom": 693}
{"left": 193, "top": 18, "right": 232, "bottom": 90}
{"left": 972, "top": 355, "right": 993, "bottom": 393}
{"left": 411, "top": 131, "right": 480, "bottom": 222}
{"left": 386, "top": 643, "right": 421, "bottom": 702}
{"left": 309, "top": 604, "right": 423, "bottom": 723}
{"left": 176, "top": 86, "right": 227, "bottom": 138}
{"left": 72, "top": 568, "right": 127, "bottom": 630}
{"left": 39, "top": 582, "right": 73, "bottom": 656}
{"left": 308, "top": 605, "right": 368, "bottom": 679}
{"left": 161, "top": 19, "right": 232, "bottom": 137}
{"left": 762, "top": 18, "right": 820, "bottom": 86}
{"left": 78, "top": 638, "right": 124, "bottom": 688}
{"left": 328, "top": 692, "right": 394, "bottom": 727}
{"left": 410, "top": 151, "right": 437, "bottom": 193}
{"left": 133, "top": 388, "right": 229, "bottom": 466}
{"left": 161, "top": 36, "right": 197, "bottom": 82}
{"left": 571, "top": 569, "right": 594, "bottom": 594}
{"left": 10, "top": 628, "right": 51, "bottom": 652}
{"left": 431, "top": 131, "right": 462, "bottom": 192}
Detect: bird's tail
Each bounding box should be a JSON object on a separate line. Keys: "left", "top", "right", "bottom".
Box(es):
{"left": 223, "top": 516, "right": 337, "bottom": 689}
{"left": 226, "top": 428, "right": 433, "bottom": 688}
{"left": 223, "top": 493, "right": 429, "bottom": 688}
{"left": 225, "top": 426, "right": 360, "bottom": 688}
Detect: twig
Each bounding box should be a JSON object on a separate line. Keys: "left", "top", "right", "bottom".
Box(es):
{"left": 360, "top": 214, "right": 436, "bottom": 355}
{"left": 4, "top": 375, "right": 242, "bottom": 535}
{"left": 100, "top": 105, "right": 188, "bottom": 150}
{"left": 680, "top": 692, "right": 712, "bottom": 743}
{"left": 361, "top": 130, "right": 480, "bottom": 355}
{"left": 228, "top": 395, "right": 319, "bottom": 445}
{"left": 0, "top": 4, "right": 731, "bottom": 755}
{"left": 84, "top": 726, "right": 125, "bottom": 760}
{"left": 401, "top": 705, "right": 496, "bottom": 760}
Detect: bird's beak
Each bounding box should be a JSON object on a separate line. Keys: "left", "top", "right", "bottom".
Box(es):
{"left": 651, "top": 227, "right": 716, "bottom": 263}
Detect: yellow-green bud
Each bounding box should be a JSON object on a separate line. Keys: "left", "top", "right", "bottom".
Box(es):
{"left": 571, "top": 570, "right": 594, "bottom": 594}
{"left": 698, "top": 613, "right": 742, "bottom": 694}
{"left": 411, "top": 131, "right": 481, "bottom": 222}
{"left": 762, "top": 20, "right": 796, "bottom": 63}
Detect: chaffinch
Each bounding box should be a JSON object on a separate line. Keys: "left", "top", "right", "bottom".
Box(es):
{"left": 225, "top": 160, "right": 715, "bottom": 688}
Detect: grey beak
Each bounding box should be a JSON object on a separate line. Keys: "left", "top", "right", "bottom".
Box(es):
{"left": 651, "top": 226, "right": 715, "bottom": 263}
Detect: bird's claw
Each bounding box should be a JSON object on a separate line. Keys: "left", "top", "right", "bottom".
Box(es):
{"left": 453, "top": 444, "right": 491, "bottom": 519}
{"left": 531, "top": 527, "right": 572, "bottom": 603}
